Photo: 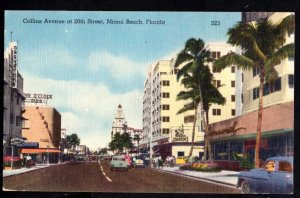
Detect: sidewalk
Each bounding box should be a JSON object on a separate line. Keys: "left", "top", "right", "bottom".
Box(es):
{"left": 153, "top": 166, "right": 239, "bottom": 187}
{"left": 2, "top": 162, "right": 69, "bottom": 178}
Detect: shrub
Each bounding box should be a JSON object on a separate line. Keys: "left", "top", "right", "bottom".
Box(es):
{"left": 179, "top": 162, "right": 222, "bottom": 172}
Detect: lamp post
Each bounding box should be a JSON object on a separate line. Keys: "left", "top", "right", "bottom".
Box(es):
{"left": 47, "top": 145, "right": 49, "bottom": 166}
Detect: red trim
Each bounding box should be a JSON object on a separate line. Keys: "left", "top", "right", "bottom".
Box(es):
{"left": 21, "top": 148, "right": 61, "bottom": 154}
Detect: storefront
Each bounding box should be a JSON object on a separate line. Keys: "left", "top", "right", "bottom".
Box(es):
{"left": 208, "top": 102, "right": 293, "bottom": 169}
{"left": 21, "top": 148, "right": 61, "bottom": 164}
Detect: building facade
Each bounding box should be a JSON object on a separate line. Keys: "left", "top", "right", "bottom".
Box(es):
{"left": 206, "top": 43, "right": 241, "bottom": 122}
{"left": 111, "top": 104, "right": 142, "bottom": 147}
{"left": 22, "top": 106, "right": 61, "bottom": 149}
{"left": 141, "top": 60, "right": 204, "bottom": 158}
{"left": 242, "top": 12, "right": 294, "bottom": 114}
{"left": 3, "top": 41, "right": 25, "bottom": 156}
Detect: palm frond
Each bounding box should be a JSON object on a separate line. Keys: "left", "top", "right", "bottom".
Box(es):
{"left": 213, "top": 52, "right": 254, "bottom": 71}
{"left": 277, "top": 14, "right": 295, "bottom": 36}
{"left": 174, "top": 50, "right": 194, "bottom": 67}
{"left": 265, "top": 43, "right": 294, "bottom": 69}
{"left": 177, "top": 102, "right": 196, "bottom": 115}
{"left": 176, "top": 61, "right": 193, "bottom": 81}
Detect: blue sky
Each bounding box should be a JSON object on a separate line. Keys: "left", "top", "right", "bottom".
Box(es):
{"left": 5, "top": 11, "right": 241, "bottom": 150}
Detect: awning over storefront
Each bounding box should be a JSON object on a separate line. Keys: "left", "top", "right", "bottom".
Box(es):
{"left": 21, "top": 148, "right": 61, "bottom": 154}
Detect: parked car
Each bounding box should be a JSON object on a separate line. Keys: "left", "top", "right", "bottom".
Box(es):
{"left": 109, "top": 155, "right": 129, "bottom": 171}
{"left": 237, "top": 156, "right": 293, "bottom": 194}
{"left": 175, "top": 156, "right": 186, "bottom": 165}
{"left": 134, "top": 156, "right": 146, "bottom": 168}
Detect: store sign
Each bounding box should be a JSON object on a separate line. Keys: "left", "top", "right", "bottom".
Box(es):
{"left": 173, "top": 125, "right": 188, "bottom": 142}
{"left": 11, "top": 137, "right": 24, "bottom": 146}
{"left": 208, "top": 121, "right": 245, "bottom": 137}
{"left": 24, "top": 93, "right": 53, "bottom": 104}
{"left": 10, "top": 44, "right": 18, "bottom": 88}
{"left": 40, "top": 138, "right": 49, "bottom": 143}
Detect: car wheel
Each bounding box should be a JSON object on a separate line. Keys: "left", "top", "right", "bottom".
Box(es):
{"left": 241, "top": 180, "right": 251, "bottom": 194}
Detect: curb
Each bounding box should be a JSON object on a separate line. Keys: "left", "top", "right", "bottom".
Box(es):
{"left": 153, "top": 168, "right": 237, "bottom": 188}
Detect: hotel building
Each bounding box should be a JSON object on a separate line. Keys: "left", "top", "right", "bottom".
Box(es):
{"left": 208, "top": 12, "right": 294, "bottom": 169}
{"left": 111, "top": 104, "right": 142, "bottom": 147}
{"left": 3, "top": 41, "right": 25, "bottom": 157}
{"left": 140, "top": 42, "right": 240, "bottom": 159}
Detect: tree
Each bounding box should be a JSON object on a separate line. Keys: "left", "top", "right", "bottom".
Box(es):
{"left": 66, "top": 133, "right": 80, "bottom": 150}
{"left": 98, "top": 147, "right": 108, "bottom": 155}
{"left": 213, "top": 15, "right": 294, "bottom": 168}
{"left": 133, "top": 134, "right": 141, "bottom": 151}
{"left": 175, "top": 38, "right": 226, "bottom": 160}
{"left": 109, "top": 132, "right": 133, "bottom": 153}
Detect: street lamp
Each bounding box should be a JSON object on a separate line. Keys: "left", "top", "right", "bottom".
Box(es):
{"left": 47, "top": 145, "right": 49, "bottom": 166}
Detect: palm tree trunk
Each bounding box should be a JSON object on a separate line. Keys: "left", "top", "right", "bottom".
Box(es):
{"left": 205, "top": 110, "right": 213, "bottom": 162}
{"left": 254, "top": 68, "right": 265, "bottom": 168}
{"left": 188, "top": 107, "right": 198, "bottom": 157}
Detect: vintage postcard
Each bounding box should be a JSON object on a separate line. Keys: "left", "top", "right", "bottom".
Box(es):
{"left": 3, "top": 10, "right": 294, "bottom": 194}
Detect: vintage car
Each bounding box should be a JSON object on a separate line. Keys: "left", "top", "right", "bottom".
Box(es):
{"left": 237, "top": 156, "right": 293, "bottom": 194}
{"left": 133, "top": 156, "right": 146, "bottom": 168}
{"left": 109, "top": 155, "right": 129, "bottom": 171}
{"left": 175, "top": 156, "right": 186, "bottom": 165}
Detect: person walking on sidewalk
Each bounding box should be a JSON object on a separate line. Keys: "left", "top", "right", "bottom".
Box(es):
{"left": 25, "top": 154, "right": 32, "bottom": 168}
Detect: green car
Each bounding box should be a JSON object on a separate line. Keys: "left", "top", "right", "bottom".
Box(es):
{"left": 109, "top": 155, "right": 129, "bottom": 171}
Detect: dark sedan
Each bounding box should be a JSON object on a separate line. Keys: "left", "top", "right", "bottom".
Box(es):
{"left": 237, "top": 156, "right": 293, "bottom": 194}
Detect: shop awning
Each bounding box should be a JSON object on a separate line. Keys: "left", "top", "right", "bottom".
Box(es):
{"left": 21, "top": 148, "right": 61, "bottom": 154}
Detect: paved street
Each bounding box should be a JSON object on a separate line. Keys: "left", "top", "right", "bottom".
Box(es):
{"left": 3, "top": 160, "right": 241, "bottom": 193}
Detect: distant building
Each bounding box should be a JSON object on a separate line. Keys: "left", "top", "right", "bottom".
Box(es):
{"left": 3, "top": 41, "right": 25, "bottom": 157}
{"left": 110, "top": 104, "right": 142, "bottom": 147}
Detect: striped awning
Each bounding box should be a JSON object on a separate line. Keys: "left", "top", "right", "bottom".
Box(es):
{"left": 21, "top": 148, "right": 61, "bottom": 154}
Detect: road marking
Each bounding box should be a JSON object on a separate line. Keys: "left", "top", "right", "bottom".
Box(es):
{"left": 98, "top": 161, "right": 112, "bottom": 182}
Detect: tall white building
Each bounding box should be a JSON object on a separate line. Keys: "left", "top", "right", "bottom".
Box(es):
{"left": 111, "top": 104, "right": 142, "bottom": 147}
{"left": 3, "top": 41, "right": 25, "bottom": 156}
{"left": 206, "top": 43, "right": 241, "bottom": 121}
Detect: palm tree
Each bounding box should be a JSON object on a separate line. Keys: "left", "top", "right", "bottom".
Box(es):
{"left": 213, "top": 14, "right": 294, "bottom": 168}
{"left": 175, "top": 38, "right": 226, "bottom": 160}
{"left": 133, "top": 134, "right": 141, "bottom": 152}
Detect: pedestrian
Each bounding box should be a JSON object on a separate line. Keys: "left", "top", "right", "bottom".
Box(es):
{"left": 26, "top": 154, "right": 32, "bottom": 168}
{"left": 158, "top": 156, "right": 163, "bottom": 169}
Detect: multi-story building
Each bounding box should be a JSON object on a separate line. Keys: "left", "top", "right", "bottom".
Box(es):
{"left": 21, "top": 105, "right": 62, "bottom": 163}
{"left": 3, "top": 41, "right": 25, "bottom": 157}
{"left": 111, "top": 104, "right": 142, "bottom": 147}
{"left": 242, "top": 12, "right": 294, "bottom": 113}
{"left": 207, "top": 12, "right": 294, "bottom": 169}
{"left": 142, "top": 60, "right": 204, "bottom": 158}
{"left": 206, "top": 43, "right": 241, "bottom": 121}
{"left": 22, "top": 106, "right": 61, "bottom": 149}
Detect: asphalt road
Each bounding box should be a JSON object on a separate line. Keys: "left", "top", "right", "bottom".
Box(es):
{"left": 3, "top": 160, "right": 241, "bottom": 193}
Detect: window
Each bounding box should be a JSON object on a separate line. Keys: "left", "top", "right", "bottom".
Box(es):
{"left": 288, "top": 75, "right": 294, "bottom": 88}
{"left": 16, "top": 116, "right": 21, "bottom": 126}
{"left": 278, "top": 161, "right": 293, "bottom": 172}
{"left": 253, "top": 87, "right": 260, "bottom": 100}
{"left": 213, "top": 80, "right": 221, "bottom": 88}
{"left": 241, "top": 94, "right": 244, "bottom": 103}
{"left": 162, "top": 80, "right": 170, "bottom": 86}
{"left": 162, "top": 104, "right": 170, "bottom": 110}
{"left": 231, "top": 95, "right": 235, "bottom": 102}
{"left": 242, "top": 73, "right": 244, "bottom": 82}
{"left": 211, "top": 51, "right": 221, "bottom": 59}
{"left": 173, "top": 69, "right": 179, "bottom": 74}
{"left": 162, "top": 92, "right": 170, "bottom": 98}
{"left": 184, "top": 115, "right": 195, "bottom": 123}
{"left": 263, "top": 160, "right": 275, "bottom": 172}
{"left": 162, "top": 128, "right": 170, "bottom": 134}
{"left": 263, "top": 77, "right": 282, "bottom": 96}
{"left": 10, "top": 113, "right": 14, "bottom": 124}
{"left": 231, "top": 66, "right": 235, "bottom": 73}
{"left": 212, "top": 109, "right": 221, "bottom": 116}
{"left": 253, "top": 67, "right": 260, "bottom": 77}
{"left": 231, "top": 109, "right": 236, "bottom": 116}
{"left": 162, "top": 117, "right": 170, "bottom": 122}
{"left": 177, "top": 151, "right": 185, "bottom": 157}
{"left": 231, "top": 81, "right": 235, "bottom": 87}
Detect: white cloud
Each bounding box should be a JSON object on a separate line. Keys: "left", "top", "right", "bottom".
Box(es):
{"left": 23, "top": 73, "right": 143, "bottom": 150}
{"left": 87, "top": 50, "right": 146, "bottom": 80}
